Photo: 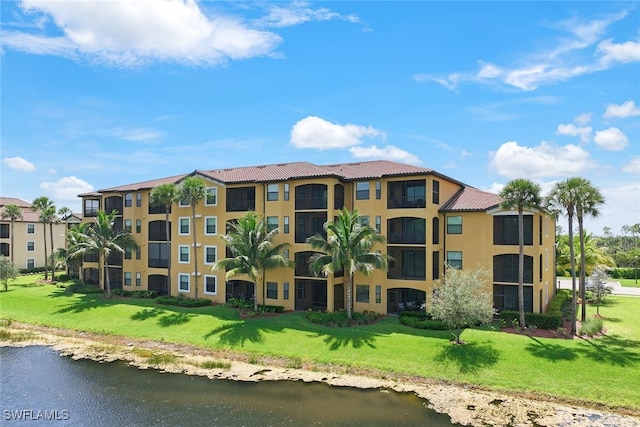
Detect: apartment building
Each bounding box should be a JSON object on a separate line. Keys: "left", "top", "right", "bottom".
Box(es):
{"left": 0, "top": 197, "right": 74, "bottom": 270}
{"left": 78, "top": 160, "right": 556, "bottom": 314}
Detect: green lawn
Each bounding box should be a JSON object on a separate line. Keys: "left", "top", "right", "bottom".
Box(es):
{"left": 2, "top": 275, "right": 640, "bottom": 412}
{"left": 618, "top": 278, "right": 640, "bottom": 288}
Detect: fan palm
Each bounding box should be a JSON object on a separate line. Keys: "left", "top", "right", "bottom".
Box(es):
{"left": 499, "top": 178, "right": 542, "bottom": 328}
{"left": 213, "top": 211, "right": 294, "bottom": 311}
{"left": 150, "top": 183, "right": 178, "bottom": 296}
{"left": 1, "top": 204, "right": 23, "bottom": 263}
{"left": 31, "top": 197, "right": 55, "bottom": 280}
{"left": 306, "top": 208, "right": 389, "bottom": 320}
{"left": 178, "top": 177, "right": 207, "bottom": 299}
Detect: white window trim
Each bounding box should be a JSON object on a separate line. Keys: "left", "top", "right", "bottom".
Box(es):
{"left": 204, "top": 275, "right": 217, "bottom": 295}
{"left": 26, "top": 224, "right": 35, "bottom": 234}
{"left": 204, "top": 216, "right": 217, "bottom": 235}
{"left": 26, "top": 258, "right": 35, "bottom": 269}
{"left": 178, "top": 273, "right": 190, "bottom": 293}
{"left": 178, "top": 245, "right": 190, "bottom": 263}
{"left": 205, "top": 187, "right": 218, "bottom": 206}
{"left": 124, "top": 272, "right": 132, "bottom": 286}
{"left": 204, "top": 245, "right": 217, "bottom": 265}
{"left": 179, "top": 217, "right": 190, "bottom": 235}
{"left": 26, "top": 241, "right": 35, "bottom": 251}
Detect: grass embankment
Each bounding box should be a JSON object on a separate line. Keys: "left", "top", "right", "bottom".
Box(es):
{"left": 2, "top": 275, "right": 640, "bottom": 414}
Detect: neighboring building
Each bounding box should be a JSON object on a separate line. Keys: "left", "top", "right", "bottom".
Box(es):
{"left": 78, "top": 160, "right": 556, "bottom": 314}
{"left": 0, "top": 197, "right": 75, "bottom": 270}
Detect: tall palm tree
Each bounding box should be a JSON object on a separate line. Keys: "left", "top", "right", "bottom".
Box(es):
{"left": 499, "top": 178, "right": 542, "bottom": 329}
{"left": 306, "top": 208, "right": 389, "bottom": 320}
{"left": 57, "top": 222, "right": 92, "bottom": 281}
{"left": 178, "top": 177, "right": 207, "bottom": 299}
{"left": 547, "top": 178, "right": 581, "bottom": 335}
{"left": 150, "top": 183, "right": 178, "bottom": 296}
{"left": 574, "top": 178, "right": 604, "bottom": 322}
{"left": 213, "top": 212, "right": 294, "bottom": 311}
{"left": 1, "top": 204, "right": 23, "bottom": 263}
{"left": 32, "top": 197, "right": 55, "bottom": 280}
{"left": 75, "top": 210, "right": 136, "bottom": 295}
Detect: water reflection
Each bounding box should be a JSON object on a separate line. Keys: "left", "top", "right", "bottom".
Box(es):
{"left": 1, "top": 346, "right": 457, "bottom": 426}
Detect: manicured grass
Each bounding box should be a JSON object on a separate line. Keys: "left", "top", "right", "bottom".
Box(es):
{"left": 2, "top": 275, "right": 640, "bottom": 412}
{"left": 619, "top": 278, "right": 640, "bottom": 288}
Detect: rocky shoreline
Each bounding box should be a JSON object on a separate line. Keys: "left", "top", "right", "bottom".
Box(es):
{"left": 2, "top": 322, "right": 639, "bottom": 427}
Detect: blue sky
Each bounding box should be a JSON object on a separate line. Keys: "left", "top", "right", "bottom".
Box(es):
{"left": 1, "top": 1, "right": 638, "bottom": 234}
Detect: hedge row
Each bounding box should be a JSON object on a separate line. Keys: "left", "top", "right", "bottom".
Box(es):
{"left": 609, "top": 268, "right": 639, "bottom": 280}
{"left": 398, "top": 310, "right": 449, "bottom": 330}
{"left": 156, "top": 296, "right": 212, "bottom": 307}
{"left": 500, "top": 289, "right": 570, "bottom": 330}
{"left": 112, "top": 289, "right": 157, "bottom": 299}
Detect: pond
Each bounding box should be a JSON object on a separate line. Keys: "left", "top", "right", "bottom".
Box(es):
{"left": 1, "top": 346, "right": 458, "bottom": 426}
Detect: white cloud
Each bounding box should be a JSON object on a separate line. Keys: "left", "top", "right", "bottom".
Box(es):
{"left": 349, "top": 145, "right": 420, "bottom": 165}
{"left": 257, "top": 2, "right": 360, "bottom": 28}
{"left": 604, "top": 100, "right": 640, "bottom": 119}
{"left": 40, "top": 176, "right": 94, "bottom": 201}
{"left": 597, "top": 37, "right": 640, "bottom": 65}
{"left": 486, "top": 183, "right": 504, "bottom": 194}
{"left": 622, "top": 157, "right": 640, "bottom": 174}
{"left": 4, "top": 0, "right": 283, "bottom": 67}
{"left": 593, "top": 127, "right": 629, "bottom": 151}
{"left": 574, "top": 112, "right": 592, "bottom": 126}
{"left": 489, "top": 140, "right": 595, "bottom": 178}
{"left": 556, "top": 123, "right": 592, "bottom": 143}
{"left": 290, "top": 116, "right": 382, "bottom": 150}
{"left": 3, "top": 156, "right": 36, "bottom": 172}
{"left": 112, "top": 127, "right": 164, "bottom": 142}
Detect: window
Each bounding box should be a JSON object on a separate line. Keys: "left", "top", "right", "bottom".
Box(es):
{"left": 179, "top": 245, "right": 190, "bottom": 263}
{"left": 178, "top": 274, "right": 190, "bottom": 292}
{"left": 375, "top": 216, "right": 381, "bottom": 233}
{"left": 136, "top": 272, "right": 141, "bottom": 287}
{"left": 446, "top": 216, "right": 462, "bottom": 234}
{"left": 26, "top": 259, "right": 35, "bottom": 269}
{"left": 387, "top": 217, "right": 425, "bottom": 244}
{"left": 359, "top": 216, "right": 370, "bottom": 226}
{"left": 124, "top": 272, "right": 132, "bottom": 286}
{"left": 84, "top": 199, "right": 99, "bottom": 217}
{"left": 283, "top": 249, "right": 289, "bottom": 259}
{"left": 446, "top": 251, "right": 462, "bottom": 269}
{"left": 375, "top": 285, "right": 381, "bottom": 303}
{"left": 205, "top": 187, "right": 217, "bottom": 206}
{"left": 432, "top": 251, "right": 440, "bottom": 280}
{"left": 493, "top": 284, "right": 533, "bottom": 312}
{"left": 493, "top": 215, "right": 533, "bottom": 245}
{"left": 125, "top": 193, "right": 133, "bottom": 207}
{"left": 27, "top": 223, "right": 35, "bottom": 234}
{"left": 432, "top": 217, "right": 440, "bottom": 244}
{"left": 432, "top": 180, "right": 440, "bottom": 204}
{"left": 204, "top": 246, "right": 217, "bottom": 265}
{"left": 124, "top": 219, "right": 132, "bottom": 233}
{"left": 179, "top": 217, "right": 190, "bottom": 235}
{"left": 205, "top": 217, "right": 217, "bottom": 235}
{"left": 204, "top": 275, "right": 217, "bottom": 294}
{"left": 283, "top": 216, "right": 290, "bottom": 234}
{"left": 0, "top": 243, "right": 8, "bottom": 256}
{"left": 493, "top": 254, "right": 533, "bottom": 283}
{"left": 356, "top": 285, "right": 370, "bottom": 303}
{"left": 284, "top": 184, "right": 290, "bottom": 201}
{"left": 283, "top": 282, "right": 289, "bottom": 300}
{"left": 136, "top": 193, "right": 142, "bottom": 207}
{"left": 266, "top": 282, "right": 278, "bottom": 299}
{"left": 375, "top": 181, "right": 381, "bottom": 199}
{"left": 148, "top": 243, "right": 168, "bottom": 268}
{"left": 26, "top": 241, "right": 35, "bottom": 252}
{"left": 125, "top": 246, "right": 132, "bottom": 260}
{"left": 136, "top": 219, "right": 141, "bottom": 233}
{"left": 267, "top": 216, "right": 278, "bottom": 232}
{"left": 387, "top": 180, "right": 426, "bottom": 208}
{"left": 179, "top": 198, "right": 190, "bottom": 207}
{"left": 135, "top": 246, "right": 141, "bottom": 260}
{"left": 226, "top": 187, "right": 256, "bottom": 212}
{"left": 356, "top": 182, "right": 370, "bottom": 200}
{"left": 0, "top": 224, "right": 9, "bottom": 238}
{"left": 267, "top": 184, "right": 279, "bottom": 201}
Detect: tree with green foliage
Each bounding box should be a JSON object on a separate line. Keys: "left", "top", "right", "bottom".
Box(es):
{"left": 306, "top": 208, "right": 389, "bottom": 320}
{"left": 31, "top": 197, "right": 55, "bottom": 281}
{"left": 574, "top": 178, "right": 604, "bottom": 322}
{"left": 556, "top": 232, "right": 615, "bottom": 277}
{"left": 178, "top": 177, "right": 207, "bottom": 299}
{"left": 0, "top": 255, "right": 19, "bottom": 291}
{"left": 499, "top": 178, "right": 541, "bottom": 329}
{"left": 431, "top": 266, "right": 495, "bottom": 345}
{"left": 1, "top": 204, "right": 23, "bottom": 263}
{"left": 213, "top": 211, "right": 294, "bottom": 311}
{"left": 150, "top": 183, "right": 179, "bottom": 296}
{"left": 56, "top": 222, "right": 92, "bottom": 281}
{"left": 71, "top": 210, "right": 136, "bottom": 295}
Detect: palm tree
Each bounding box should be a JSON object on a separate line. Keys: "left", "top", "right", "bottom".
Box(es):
{"left": 213, "top": 211, "right": 294, "bottom": 311}
{"left": 150, "top": 183, "right": 178, "bottom": 296}
{"left": 57, "top": 222, "right": 92, "bottom": 281}
{"left": 573, "top": 179, "right": 604, "bottom": 322}
{"left": 178, "top": 177, "right": 207, "bottom": 299}
{"left": 499, "top": 178, "right": 542, "bottom": 329}
{"left": 556, "top": 232, "right": 615, "bottom": 277}
{"left": 306, "top": 208, "right": 389, "bottom": 320}
{"left": 31, "top": 197, "right": 55, "bottom": 280}
{"left": 75, "top": 210, "right": 136, "bottom": 295}
{"left": 1, "top": 204, "right": 23, "bottom": 263}
{"left": 547, "top": 178, "right": 581, "bottom": 335}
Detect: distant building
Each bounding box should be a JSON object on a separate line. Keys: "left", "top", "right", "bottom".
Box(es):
{"left": 0, "top": 197, "right": 79, "bottom": 270}
{"left": 78, "top": 160, "right": 556, "bottom": 314}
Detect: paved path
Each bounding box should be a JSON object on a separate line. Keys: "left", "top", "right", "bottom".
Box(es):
{"left": 557, "top": 278, "right": 640, "bottom": 296}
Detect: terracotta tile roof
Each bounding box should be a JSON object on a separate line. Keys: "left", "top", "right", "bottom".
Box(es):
{"left": 0, "top": 197, "right": 32, "bottom": 208}
{"left": 199, "top": 161, "right": 335, "bottom": 183}
{"left": 321, "top": 160, "right": 434, "bottom": 180}
{"left": 440, "top": 187, "right": 501, "bottom": 212}
{"left": 87, "top": 173, "right": 188, "bottom": 195}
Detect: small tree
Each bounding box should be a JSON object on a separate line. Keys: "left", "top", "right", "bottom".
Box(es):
{"left": 0, "top": 255, "right": 19, "bottom": 291}
{"left": 589, "top": 265, "right": 609, "bottom": 317}
{"left": 431, "top": 266, "right": 495, "bottom": 345}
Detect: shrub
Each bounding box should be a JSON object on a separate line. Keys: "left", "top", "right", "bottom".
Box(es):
{"left": 610, "top": 268, "right": 636, "bottom": 280}
{"left": 113, "top": 289, "right": 157, "bottom": 298}
{"left": 580, "top": 317, "right": 604, "bottom": 336}
{"left": 399, "top": 315, "right": 448, "bottom": 330}
{"left": 67, "top": 283, "right": 104, "bottom": 294}
{"left": 304, "top": 309, "right": 379, "bottom": 327}
{"left": 499, "top": 289, "right": 569, "bottom": 330}
{"left": 156, "top": 295, "right": 211, "bottom": 307}
{"left": 398, "top": 310, "right": 428, "bottom": 319}
{"left": 225, "top": 298, "right": 254, "bottom": 310}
